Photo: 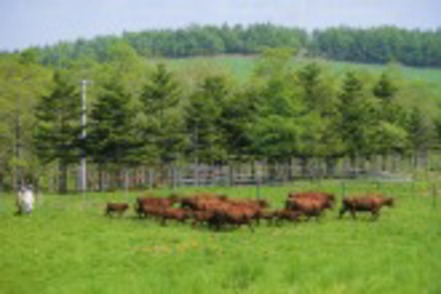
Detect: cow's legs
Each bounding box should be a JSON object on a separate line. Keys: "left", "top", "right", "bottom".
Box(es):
{"left": 371, "top": 208, "right": 380, "bottom": 220}
{"left": 339, "top": 206, "right": 347, "bottom": 218}
{"left": 350, "top": 209, "right": 357, "bottom": 219}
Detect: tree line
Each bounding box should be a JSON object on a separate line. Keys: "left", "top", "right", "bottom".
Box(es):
{"left": 6, "top": 23, "right": 440, "bottom": 68}
{"left": 0, "top": 47, "right": 438, "bottom": 192}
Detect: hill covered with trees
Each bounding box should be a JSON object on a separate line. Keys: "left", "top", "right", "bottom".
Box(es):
{"left": 5, "top": 23, "right": 440, "bottom": 68}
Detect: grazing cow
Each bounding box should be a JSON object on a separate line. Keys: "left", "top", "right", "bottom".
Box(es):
{"left": 105, "top": 203, "right": 129, "bottom": 217}
{"left": 16, "top": 185, "right": 34, "bottom": 215}
{"left": 339, "top": 195, "right": 394, "bottom": 220}
{"left": 285, "top": 197, "right": 331, "bottom": 221}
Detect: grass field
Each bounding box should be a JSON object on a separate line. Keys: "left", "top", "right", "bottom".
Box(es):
{"left": 1, "top": 181, "right": 440, "bottom": 294}
{"left": 162, "top": 55, "right": 441, "bottom": 97}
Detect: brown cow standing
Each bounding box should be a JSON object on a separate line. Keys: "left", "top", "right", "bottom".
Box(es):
{"left": 339, "top": 195, "right": 394, "bottom": 220}
{"left": 105, "top": 203, "right": 129, "bottom": 217}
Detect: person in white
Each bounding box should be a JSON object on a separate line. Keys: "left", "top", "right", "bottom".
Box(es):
{"left": 16, "top": 184, "right": 35, "bottom": 214}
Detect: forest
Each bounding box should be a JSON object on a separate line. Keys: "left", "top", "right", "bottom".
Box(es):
{"left": 4, "top": 24, "right": 440, "bottom": 68}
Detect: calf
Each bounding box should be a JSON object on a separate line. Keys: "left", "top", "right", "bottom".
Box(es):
{"left": 339, "top": 195, "right": 394, "bottom": 220}
{"left": 105, "top": 203, "right": 129, "bottom": 217}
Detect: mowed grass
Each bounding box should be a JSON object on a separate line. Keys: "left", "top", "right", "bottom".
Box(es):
{"left": 1, "top": 181, "right": 441, "bottom": 294}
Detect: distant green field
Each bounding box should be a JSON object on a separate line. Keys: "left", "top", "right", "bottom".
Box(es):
{"left": 1, "top": 181, "right": 440, "bottom": 294}
{"left": 161, "top": 55, "right": 441, "bottom": 97}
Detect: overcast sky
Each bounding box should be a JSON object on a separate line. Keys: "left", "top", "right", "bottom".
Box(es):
{"left": 1, "top": 0, "right": 440, "bottom": 51}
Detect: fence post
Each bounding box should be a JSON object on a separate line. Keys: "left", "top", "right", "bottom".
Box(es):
{"left": 256, "top": 169, "right": 262, "bottom": 199}
{"left": 149, "top": 169, "right": 154, "bottom": 190}
{"left": 228, "top": 164, "right": 233, "bottom": 187}
{"left": 194, "top": 164, "right": 199, "bottom": 187}
{"left": 124, "top": 168, "right": 129, "bottom": 200}
{"left": 341, "top": 181, "right": 346, "bottom": 200}
{"left": 172, "top": 165, "right": 177, "bottom": 190}
{"left": 376, "top": 181, "right": 381, "bottom": 193}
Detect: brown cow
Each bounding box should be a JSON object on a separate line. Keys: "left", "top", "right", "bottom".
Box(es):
{"left": 159, "top": 208, "right": 191, "bottom": 225}
{"left": 339, "top": 195, "right": 394, "bottom": 220}
{"left": 225, "top": 198, "right": 270, "bottom": 225}
{"left": 135, "top": 195, "right": 179, "bottom": 218}
{"left": 273, "top": 209, "right": 302, "bottom": 225}
{"left": 180, "top": 193, "right": 228, "bottom": 211}
{"left": 288, "top": 191, "right": 335, "bottom": 208}
{"left": 191, "top": 210, "right": 215, "bottom": 228}
{"left": 285, "top": 197, "right": 331, "bottom": 221}
{"left": 105, "top": 203, "right": 129, "bottom": 217}
{"left": 213, "top": 205, "right": 255, "bottom": 232}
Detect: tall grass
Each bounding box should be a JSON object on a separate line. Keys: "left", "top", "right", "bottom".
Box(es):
{"left": 1, "top": 181, "right": 440, "bottom": 293}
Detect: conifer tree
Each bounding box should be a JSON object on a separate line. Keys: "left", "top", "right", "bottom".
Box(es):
{"left": 87, "top": 79, "right": 135, "bottom": 170}
{"left": 185, "top": 75, "right": 229, "bottom": 164}
{"left": 139, "top": 64, "right": 184, "bottom": 166}
{"left": 33, "top": 71, "right": 82, "bottom": 193}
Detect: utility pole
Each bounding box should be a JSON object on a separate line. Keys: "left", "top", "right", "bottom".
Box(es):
{"left": 80, "top": 80, "right": 89, "bottom": 192}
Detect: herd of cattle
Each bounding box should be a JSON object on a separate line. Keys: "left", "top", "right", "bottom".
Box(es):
{"left": 105, "top": 191, "right": 395, "bottom": 231}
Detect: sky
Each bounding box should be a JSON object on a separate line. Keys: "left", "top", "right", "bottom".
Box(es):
{"left": 0, "top": 0, "right": 440, "bottom": 51}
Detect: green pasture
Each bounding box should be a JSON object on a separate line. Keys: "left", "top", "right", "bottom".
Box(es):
{"left": 163, "top": 55, "right": 441, "bottom": 96}
{"left": 1, "top": 181, "right": 440, "bottom": 294}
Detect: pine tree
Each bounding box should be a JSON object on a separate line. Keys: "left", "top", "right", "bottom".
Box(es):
{"left": 339, "top": 71, "right": 377, "bottom": 166}
{"left": 297, "top": 63, "right": 344, "bottom": 176}
{"left": 33, "top": 71, "right": 82, "bottom": 193}
{"left": 373, "top": 73, "right": 398, "bottom": 102}
{"left": 185, "top": 75, "right": 229, "bottom": 164}
{"left": 372, "top": 71, "right": 407, "bottom": 169}
{"left": 139, "top": 64, "right": 184, "bottom": 165}
{"left": 88, "top": 80, "right": 135, "bottom": 167}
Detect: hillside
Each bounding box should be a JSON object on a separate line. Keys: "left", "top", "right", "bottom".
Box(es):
{"left": 14, "top": 24, "right": 439, "bottom": 68}
{"left": 162, "top": 55, "right": 441, "bottom": 96}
